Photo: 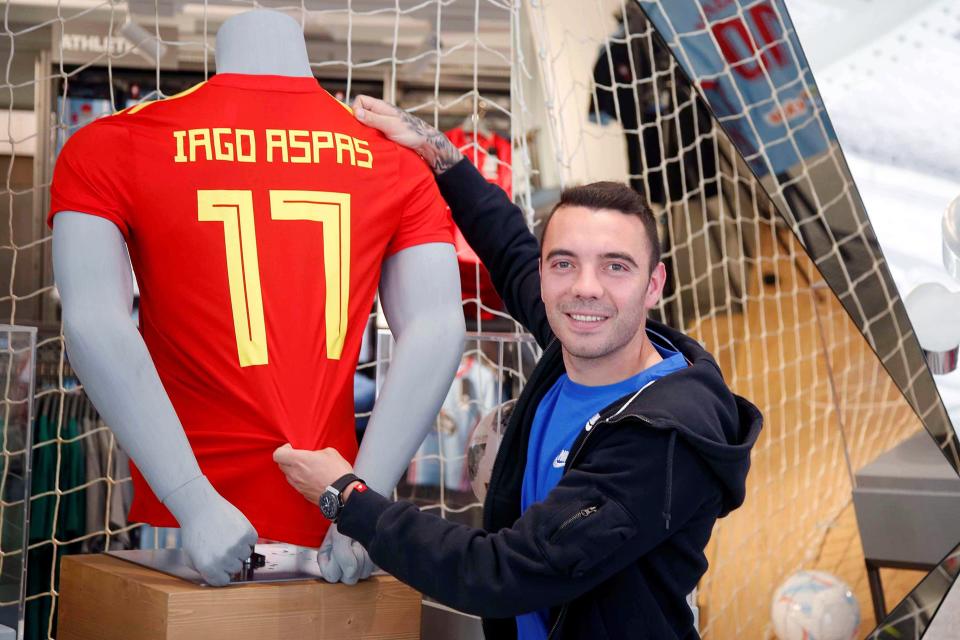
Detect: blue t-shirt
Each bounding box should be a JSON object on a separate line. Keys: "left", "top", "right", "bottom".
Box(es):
{"left": 516, "top": 343, "right": 687, "bottom": 639}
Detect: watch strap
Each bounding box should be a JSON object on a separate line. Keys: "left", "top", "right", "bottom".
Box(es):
{"left": 330, "top": 473, "right": 362, "bottom": 494}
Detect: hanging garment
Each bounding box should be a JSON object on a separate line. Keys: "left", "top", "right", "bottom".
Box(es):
{"left": 408, "top": 356, "right": 500, "bottom": 491}
{"left": 81, "top": 415, "right": 133, "bottom": 553}
{"left": 588, "top": 20, "right": 718, "bottom": 205}
{"left": 26, "top": 392, "right": 86, "bottom": 640}
{"left": 445, "top": 126, "right": 510, "bottom": 320}
{"left": 445, "top": 127, "right": 512, "bottom": 197}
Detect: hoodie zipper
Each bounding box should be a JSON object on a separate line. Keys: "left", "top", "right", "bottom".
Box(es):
{"left": 547, "top": 408, "right": 653, "bottom": 640}
{"left": 546, "top": 605, "right": 568, "bottom": 640}
{"left": 544, "top": 333, "right": 703, "bottom": 639}
{"left": 545, "top": 413, "right": 609, "bottom": 640}
{"left": 565, "top": 411, "right": 651, "bottom": 473}
{"left": 548, "top": 505, "right": 598, "bottom": 543}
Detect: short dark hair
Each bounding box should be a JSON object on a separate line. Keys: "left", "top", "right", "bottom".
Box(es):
{"left": 542, "top": 182, "right": 661, "bottom": 272}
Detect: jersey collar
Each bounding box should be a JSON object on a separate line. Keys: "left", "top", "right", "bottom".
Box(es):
{"left": 208, "top": 73, "right": 322, "bottom": 93}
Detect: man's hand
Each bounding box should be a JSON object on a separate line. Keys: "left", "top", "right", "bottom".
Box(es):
{"left": 317, "top": 523, "right": 376, "bottom": 585}
{"left": 272, "top": 444, "right": 353, "bottom": 505}
{"left": 351, "top": 94, "right": 463, "bottom": 174}
{"left": 162, "top": 475, "right": 258, "bottom": 587}
{"left": 273, "top": 444, "right": 374, "bottom": 584}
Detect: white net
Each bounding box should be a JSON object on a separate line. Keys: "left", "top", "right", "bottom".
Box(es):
{"left": 2, "top": 1, "right": 529, "bottom": 637}
{"left": 0, "top": 0, "right": 948, "bottom": 638}
{"left": 521, "top": 0, "right": 939, "bottom": 638}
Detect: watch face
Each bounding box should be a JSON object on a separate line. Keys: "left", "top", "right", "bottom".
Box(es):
{"left": 319, "top": 491, "right": 339, "bottom": 520}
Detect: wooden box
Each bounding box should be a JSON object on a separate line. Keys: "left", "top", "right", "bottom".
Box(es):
{"left": 58, "top": 554, "right": 421, "bottom": 640}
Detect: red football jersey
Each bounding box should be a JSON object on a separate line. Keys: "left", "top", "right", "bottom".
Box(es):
{"left": 49, "top": 74, "right": 454, "bottom": 546}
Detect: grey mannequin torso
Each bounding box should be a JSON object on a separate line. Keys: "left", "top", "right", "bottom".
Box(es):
{"left": 52, "top": 9, "right": 464, "bottom": 586}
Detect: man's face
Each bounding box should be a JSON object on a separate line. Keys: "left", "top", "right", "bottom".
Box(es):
{"left": 540, "top": 205, "right": 665, "bottom": 362}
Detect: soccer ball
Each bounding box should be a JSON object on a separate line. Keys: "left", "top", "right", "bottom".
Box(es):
{"left": 771, "top": 570, "right": 860, "bottom": 640}
{"left": 466, "top": 400, "right": 516, "bottom": 501}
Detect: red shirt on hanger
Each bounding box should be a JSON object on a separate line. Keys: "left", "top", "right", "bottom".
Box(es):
{"left": 445, "top": 126, "right": 512, "bottom": 320}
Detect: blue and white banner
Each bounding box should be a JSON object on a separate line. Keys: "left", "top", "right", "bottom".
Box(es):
{"left": 639, "top": 0, "right": 837, "bottom": 178}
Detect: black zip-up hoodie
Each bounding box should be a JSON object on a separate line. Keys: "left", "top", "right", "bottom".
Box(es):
{"left": 338, "top": 159, "right": 762, "bottom": 639}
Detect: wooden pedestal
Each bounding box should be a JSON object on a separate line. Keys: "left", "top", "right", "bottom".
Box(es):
{"left": 58, "top": 554, "right": 421, "bottom": 640}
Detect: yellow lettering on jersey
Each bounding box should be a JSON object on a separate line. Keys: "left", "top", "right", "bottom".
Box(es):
{"left": 354, "top": 138, "right": 373, "bottom": 169}
{"left": 288, "top": 130, "right": 311, "bottom": 164}
{"left": 188, "top": 128, "right": 213, "bottom": 162}
{"left": 266, "top": 129, "right": 289, "bottom": 163}
{"left": 270, "top": 190, "right": 351, "bottom": 360}
{"left": 173, "top": 130, "right": 188, "bottom": 163}
{"left": 197, "top": 190, "right": 268, "bottom": 367}
{"left": 334, "top": 133, "right": 356, "bottom": 167}
{"left": 212, "top": 128, "right": 235, "bottom": 162}
{"left": 172, "top": 128, "right": 372, "bottom": 168}
{"left": 311, "top": 131, "right": 333, "bottom": 162}
{"left": 236, "top": 129, "right": 256, "bottom": 162}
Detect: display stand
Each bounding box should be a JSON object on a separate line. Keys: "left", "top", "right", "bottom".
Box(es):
{"left": 853, "top": 430, "right": 960, "bottom": 623}
{"left": 57, "top": 554, "right": 420, "bottom": 640}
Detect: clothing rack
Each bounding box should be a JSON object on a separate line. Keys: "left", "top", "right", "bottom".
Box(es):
{"left": 25, "top": 363, "right": 136, "bottom": 640}
{"left": 33, "top": 333, "right": 77, "bottom": 388}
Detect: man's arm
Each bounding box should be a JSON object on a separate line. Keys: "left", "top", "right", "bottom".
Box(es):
{"left": 53, "top": 212, "right": 257, "bottom": 586}
{"left": 353, "top": 96, "right": 552, "bottom": 347}
{"left": 317, "top": 242, "right": 465, "bottom": 584}
{"left": 337, "top": 427, "right": 722, "bottom": 617}
{"left": 436, "top": 161, "right": 551, "bottom": 347}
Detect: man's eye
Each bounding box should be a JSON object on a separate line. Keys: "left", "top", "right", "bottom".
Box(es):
{"left": 608, "top": 263, "right": 627, "bottom": 272}
{"left": 554, "top": 261, "right": 571, "bottom": 269}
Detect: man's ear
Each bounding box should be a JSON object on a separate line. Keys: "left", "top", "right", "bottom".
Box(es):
{"left": 645, "top": 262, "right": 667, "bottom": 310}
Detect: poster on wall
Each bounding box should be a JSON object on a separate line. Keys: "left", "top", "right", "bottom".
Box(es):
{"left": 54, "top": 97, "right": 113, "bottom": 156}
{"left": 639, "top": 0, "right": 837, "bottom": 179}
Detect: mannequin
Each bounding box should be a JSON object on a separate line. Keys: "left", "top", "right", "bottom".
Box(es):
{"left": 52, "top": 9, "right": 464, "bottom": 586}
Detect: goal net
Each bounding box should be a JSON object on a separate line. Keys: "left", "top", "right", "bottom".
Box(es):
{"left": 0, "top": 0, "right": 951, "bottom": 639}
{"left": 521, "top": 0, "right": 949, "bottom": 638}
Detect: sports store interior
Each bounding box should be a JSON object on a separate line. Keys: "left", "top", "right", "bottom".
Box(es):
{"left": 1, "top": 0, "right": 960, "bottom": 638}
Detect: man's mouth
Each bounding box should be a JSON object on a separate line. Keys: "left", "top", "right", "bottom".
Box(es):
{"left": 567, "top": 313, "right": 607, "bottom": 323}
{"left": 564, "top": 311, "right": 611, "bottom": 331}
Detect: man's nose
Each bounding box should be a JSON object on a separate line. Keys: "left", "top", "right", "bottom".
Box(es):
{"left": 570, "top": 267, "right": 603, "bottom": 299}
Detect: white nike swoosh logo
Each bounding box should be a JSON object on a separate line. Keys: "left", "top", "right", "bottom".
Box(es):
{"left": 553, "top": 450, "right": 569, "bottom": 468}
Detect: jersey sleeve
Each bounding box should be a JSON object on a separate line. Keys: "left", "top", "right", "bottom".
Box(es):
{"left": 385, "top": 148, "right": 455, "bottom": 257}
{"left": 48, "top": 119, "right": 133, "bottom": 240}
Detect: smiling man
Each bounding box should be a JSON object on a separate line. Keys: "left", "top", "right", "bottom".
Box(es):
{"left": 539, "top": 185, "right": 669, "bottom": 387}
{"left": 274, "top": 96, "right": 762, "bottom": 640}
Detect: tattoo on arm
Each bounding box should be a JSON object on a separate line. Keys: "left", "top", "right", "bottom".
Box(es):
{"left": 394, "top": 105, "right": 462, "bottom": 175}
{"left": 426, "top": 131, "right": 462, "bottom": 174}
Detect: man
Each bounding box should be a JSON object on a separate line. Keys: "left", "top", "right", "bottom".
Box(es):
{"left": 274, "top": 96, "right": 762, "bottom": 640}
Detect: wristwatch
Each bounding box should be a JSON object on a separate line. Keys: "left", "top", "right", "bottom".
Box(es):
{"left": 319, "top": 473, "right": 366, "bottom": 522}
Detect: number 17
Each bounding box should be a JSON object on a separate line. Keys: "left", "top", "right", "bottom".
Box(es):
{"left": 198, "top": 189, "right": 351, "bottom": 367}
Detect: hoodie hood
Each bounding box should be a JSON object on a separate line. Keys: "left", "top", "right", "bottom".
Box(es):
{"left": 597, "top": 319, "right": 763, "bottom": 519}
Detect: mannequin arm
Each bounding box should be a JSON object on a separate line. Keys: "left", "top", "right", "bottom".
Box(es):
{"left": 318, "top": 242, "right": 465, "bottom": 583}
{"left": 52, "top": 212, "right": 257, "bottom": 586}
{"left": 356, "top": 242, "right": 465, "bottom": 491}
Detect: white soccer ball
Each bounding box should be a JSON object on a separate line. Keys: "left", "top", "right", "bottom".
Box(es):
{"left": 466, "top": 400, "right": 516, "bottom": 501}
{"left": 771, "top": 570, "right": 860, "bottom": 640}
